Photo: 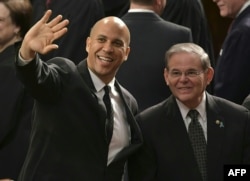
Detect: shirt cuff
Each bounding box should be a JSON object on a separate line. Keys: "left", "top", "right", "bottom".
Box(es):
{"left": 17, "top": 51, "right": 35, "bottom": 66}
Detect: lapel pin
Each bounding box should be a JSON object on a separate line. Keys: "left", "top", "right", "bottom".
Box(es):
{"left": 215, "top": 120, "right": 224, "bottom": 128}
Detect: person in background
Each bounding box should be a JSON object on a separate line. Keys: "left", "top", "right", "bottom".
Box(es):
{"left": 0, "top": 0, "right": 33, "bottom": 180}
{"left": 212, "top": 0, "right": 250, "bottom": 104}
{"left": 128, "top": 43, "right": 250, "bottom": 181}
{"left": 102, "top": 0, "right": 130, "bottom": 17}
{"left": 116, "top": 0, "right": 192, "bottom": 111}
{"left": 15, "top": 10, "right": 142, "bottom": 181}
{"left": 30, "top": 0, "right": 105, "bottom": 64}
{"left": 161, "top": 0, "right": 215, "bottom": 69}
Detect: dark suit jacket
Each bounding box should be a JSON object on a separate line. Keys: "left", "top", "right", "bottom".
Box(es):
{"left": 31, "top": 0, "right": 104, "bottom": 64}
{"left": 0, "top": 43, "right": 33, "bottom": 180}
{"left": 16, "top": 56, "right": 143, "bottom": 181}
{"left": 214, "top": 6, "right": 250, "bottom": 104}
{"left": 102, "top": 0, "right": 129, "bottom": 16}
{"left": 242, "top": 94, "right": 250, "bottom": 110}
{"left": 128, "top": 93, "right": 250, "bottom": 181}
{"left": 116, "top": 12, "right": 192, "bottom": 111}
{"left": 161, "top": 0, "right": 215, "bottom": 67}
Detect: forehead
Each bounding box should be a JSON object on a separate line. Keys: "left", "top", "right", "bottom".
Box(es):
{"left": 0, "top": 3, "right": 10, "bottom": 17}
{"left": 168, "top": 52, "right": 201, "bottom": 69}
{"left": 91, "top": 19, "right": 129, "bottom": 41}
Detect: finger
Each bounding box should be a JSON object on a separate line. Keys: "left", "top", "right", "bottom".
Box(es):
{"left": 44, "top": 44, "right": 59, "bottom": 52}
{"left": 40, "top": 10, "right": 52, "bottom": 24}
{"left": 51, "top": 19, "right": 69, "bottom": 33}
{"left": 53, "top": 27, "right": 68, "bottom": 41}
{"left": 47, "top": 14, "right": 64, "bottom": 28}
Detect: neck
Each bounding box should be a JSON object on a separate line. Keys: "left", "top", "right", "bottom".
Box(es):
{"left": 130, "top": 3, "right": 154, "bottom": 11}
{"left": 0, "top": 36, "right": 22, "bottom": 53}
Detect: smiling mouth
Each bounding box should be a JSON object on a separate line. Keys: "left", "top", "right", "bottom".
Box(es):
{"left": 98, "top": 55, "right": 113, "bottom": 62}
{"left": 178, "top": 87, "right": 192, "bottom": 92}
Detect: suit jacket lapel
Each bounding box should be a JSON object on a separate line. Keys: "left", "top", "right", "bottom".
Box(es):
{"left": 111, "top": 81, "right": 143, "bottom": 163}
{"left": 206, "top": 93, "right": 225, "bottom": 176}
{"left": 76, "top": 59, "right": 107, "bottom": 130}
{"left": 77, "top": 62, "right": 142, "bottom": 161}
{"left": 77, "top": 59, "right": 96, "bottom": 92}
{"left": 165, "top": 96, "right": 198, "bottom": 167}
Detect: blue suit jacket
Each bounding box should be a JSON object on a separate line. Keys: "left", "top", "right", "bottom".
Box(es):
{"left": 214, "top": 6, "right": 250, "bottom": 104}
{"left": 16, "top": 56, "right": 143, "bottom": 181}
{"left": 128, "top": 93, "right": 250, "bottom": 181}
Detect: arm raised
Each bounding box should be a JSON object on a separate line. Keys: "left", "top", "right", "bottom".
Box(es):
{"left": 20, "top": 10, "right": 69, "bottom": 61}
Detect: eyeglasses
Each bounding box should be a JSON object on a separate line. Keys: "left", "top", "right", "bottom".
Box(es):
{"left": 169, "top": 70, "right": 205, "bottom": 78}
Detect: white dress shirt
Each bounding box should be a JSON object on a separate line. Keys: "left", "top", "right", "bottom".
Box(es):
{"left": 88, "top": 69, "right": 130, "bottom": 165}
{"left": 176, "top": 92, "right": 207, "bottom": 141}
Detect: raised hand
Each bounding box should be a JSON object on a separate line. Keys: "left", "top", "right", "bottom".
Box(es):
{"left": 20, "top": 10, "right": 69, "bottom": 61}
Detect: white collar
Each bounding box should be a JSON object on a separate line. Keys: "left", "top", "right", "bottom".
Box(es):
{"left": 176, "top": 92, "right": 206, "bottom": 121}
{"left": 88, "top": 68, "right": 115, "bottom": 93}
{"left": 128, "top": 9, "right": 154, "bottom": 13}
{"left": 237, "top": 1, "right": 250, "bottom": 17}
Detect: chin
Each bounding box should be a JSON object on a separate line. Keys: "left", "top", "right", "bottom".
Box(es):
{"left": 177, "top": 94, "right": 193, "bottom": 102}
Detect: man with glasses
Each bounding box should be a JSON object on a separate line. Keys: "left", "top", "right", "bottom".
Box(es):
{"left": 127, "top": 43, "right": 250, "bottom": 181}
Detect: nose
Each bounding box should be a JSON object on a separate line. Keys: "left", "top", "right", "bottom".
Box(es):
{"left": 102, "top": 42, "right": 114, "bottom": 53}
{"left": 179, "top": 73, "right": 189, "bottom": 82}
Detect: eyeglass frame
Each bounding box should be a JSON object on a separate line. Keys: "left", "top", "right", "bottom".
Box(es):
{"left": 167, "top": 69, "right": 207, "bottom": 78}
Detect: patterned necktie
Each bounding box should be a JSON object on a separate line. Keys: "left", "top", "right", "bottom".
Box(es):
{"left": 188, "top": 110, "right": 207, "bottom": 181}
{"left": 103, "top": 85, "right": 114, "bottom": 144}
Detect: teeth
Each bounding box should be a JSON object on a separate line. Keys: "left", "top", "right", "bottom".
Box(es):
{"left": 98, "top": 56, "right": 112, "bottom": 62}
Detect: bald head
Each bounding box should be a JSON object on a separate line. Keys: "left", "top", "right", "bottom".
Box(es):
{"left": 85, "top": 16, "right": 131, "bottom": 84}
{"left": 90, "top": 16, "right": 130, "bottom": 46}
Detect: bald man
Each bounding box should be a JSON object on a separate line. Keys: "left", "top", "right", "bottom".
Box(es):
{"left": 16, "top": 10, "right": 142, "bottom": 181}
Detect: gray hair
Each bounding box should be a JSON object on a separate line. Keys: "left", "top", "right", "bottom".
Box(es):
{"left": 165, "top": 43, "right": 211, "bottom": 70}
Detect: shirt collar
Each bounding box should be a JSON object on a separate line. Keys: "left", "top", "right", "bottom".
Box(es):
{"left": 176, "top": 92, "right": 206, "bottom": 121}
{"left": 128, "top": 9, "right": 154, "bottom": 13}
{"left": 237, "top": 1, "right": 250, "bottom": 17}
{"left": 88, "top": 68, "right": 115, "bottom": 93}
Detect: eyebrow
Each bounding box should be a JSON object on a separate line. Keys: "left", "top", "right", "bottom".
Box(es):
{"left": 96, "top": 34, "right": 124, "bottom": 44}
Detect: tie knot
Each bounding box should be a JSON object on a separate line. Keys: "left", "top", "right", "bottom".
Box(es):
{"left": 188, "top": 109, "right": 199, "bottom": 120}
{"left": 103, "top": 85, "right": 110, "bottom": 94}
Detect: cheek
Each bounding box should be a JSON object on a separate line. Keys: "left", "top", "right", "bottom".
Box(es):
{"left": 167, "top": 79, "right": 178, "bottom": 88}
{"left": 114, "top": 59, "right": 124, "bottom": 69}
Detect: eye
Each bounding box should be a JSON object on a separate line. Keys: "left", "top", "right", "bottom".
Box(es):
{"left": 113, "top": 40, "right": 123, "bottom": 47}
{"left": 170, "top": 71, "right": 182, "bottom": 77}
{"left": 186, "top": 70, "right": 198, "bottom": 77}
{"left": 97, "top": 37, "right": 106, "bottom": 43}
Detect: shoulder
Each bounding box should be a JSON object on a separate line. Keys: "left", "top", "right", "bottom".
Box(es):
{"left": 137, "top": 98, "right": 170, "bottom": 122}
{"left": 46, "top": 57, "right": 77, "bottom": 72}
{"left": 231, "top": 8, "right": 250, "bottom": 34}
{"left": 158, "top": 17, "right": 191, "bottom": 33}
{"left": 117, "top": 83, "right": 138, "bottom": 112}
{"left": 242, "top": 94, "right": 250, "bottom": 110}
{"left": 119, "top": 84, "right": 136, "bottom": 102}
{"left": 209, "top": 95, "right": 249, "bottom": 116}
{"left": 47, "top": 57, "right": 76, "bottom": 67}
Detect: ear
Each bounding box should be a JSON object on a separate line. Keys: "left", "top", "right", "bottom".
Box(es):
{"left": 153, "top": 0, "right": 165, "bottom": 15}
{"left": 206, "top": 67, "right": 214, "bottom": 85}
{"left": 164, "top": 68, "right": 169, "bottom": 85}
{"left": 123, "top": 46, "right": 130, "bottom": 61}
{"left": 85, "top": 37, "right": 91, "bottom": 53}
{"left": 14, "top": 26, "right": 21, "bottom": 35}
